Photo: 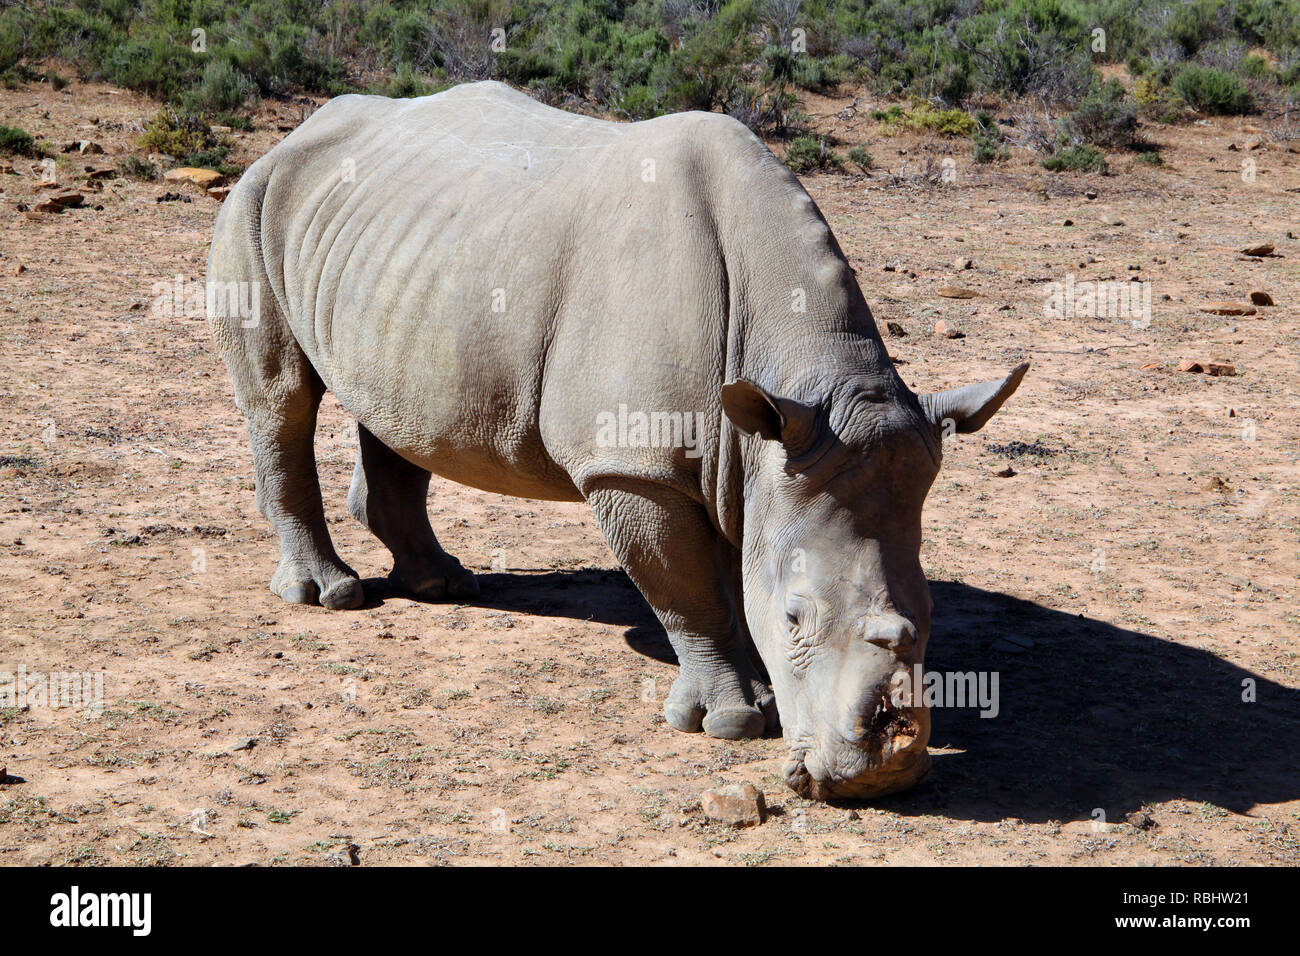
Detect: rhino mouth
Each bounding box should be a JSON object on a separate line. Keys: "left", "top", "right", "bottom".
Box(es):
{"left": 784, "top": 700, "right": 930, "bottom": 800}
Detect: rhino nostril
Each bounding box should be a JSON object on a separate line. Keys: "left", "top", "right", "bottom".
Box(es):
{"left": 863, "top": 614, "right": 917, "bottom": 653}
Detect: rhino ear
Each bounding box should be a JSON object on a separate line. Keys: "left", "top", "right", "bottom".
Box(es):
{"left": 919, "top": 362, "right": 1029, "bottom": 436}
{"left": 722, "top": 379, "right": 815, "bottom": 444}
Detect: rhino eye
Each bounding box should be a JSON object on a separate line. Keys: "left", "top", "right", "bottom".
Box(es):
{"left": 785, "top": 595, "right": 816, "bottom": 633}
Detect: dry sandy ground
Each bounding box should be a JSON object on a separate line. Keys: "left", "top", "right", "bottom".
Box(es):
{"left": 0, "top": 79, "right": 1297, "bottom": 866}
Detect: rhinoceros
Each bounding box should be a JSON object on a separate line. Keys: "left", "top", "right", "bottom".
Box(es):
{"left": 206, "top": 81, "right": 1027, "bottom": 799}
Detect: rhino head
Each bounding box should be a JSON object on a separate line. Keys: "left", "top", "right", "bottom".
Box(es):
{"left": 721, "top": 361, "right": 1028, "bottom": 799}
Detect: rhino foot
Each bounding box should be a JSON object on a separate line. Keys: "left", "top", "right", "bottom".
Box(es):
{"left": 271, "top": 558, "right": 364, "bottom": 610}
{"left": 388, "top": 555, "right": 479, "bottom": 602}
{"left": 664, "top": 672, "right": 778, "bottom": 740}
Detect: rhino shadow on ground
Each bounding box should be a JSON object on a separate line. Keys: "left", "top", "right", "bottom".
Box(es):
{"left": 386, "top": 569, "right": 1299, "bottom": 822}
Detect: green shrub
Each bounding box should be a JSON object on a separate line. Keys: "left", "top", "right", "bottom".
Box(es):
{"left": 874, "top": 101, "right": 976, "bottom": 137}
{"left": 971, "top": 113, "right": 1004, "bottom": 163}
{"left": 1062, "top": 79, "right": 1138, "bottom": 147}
{"left": 116, "top": 156, "right": 157, "bottom": 180}
{"left": 847, "top": 144, "right": 873, "bottom": 170}
{"left": 138, "top": 109, "right": 211, "bottom": 158}
{"left": 1041, "top": 144, "right": 1108, "bottom": 173}
{"left": 1171, "top": 64, "right": 1256, "bottom": 114}
{"left": 0, "top": 124, "right": 34, "bottom": 155}
{"left": 783, "top": 135, "right": 842, "bottom": 173}
{"left": 180, "top": 58, "right": 258, "bottom": 115}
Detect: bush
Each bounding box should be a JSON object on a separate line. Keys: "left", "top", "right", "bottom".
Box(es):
{"left": 971, "top": 113, "right": 1004, "bottom": 163}
{"left": 1136, "top": 150, "right": 1164, "bottom": 165}
{"left": 116, "top": 156, "right": 157, "bottom": 180}
{"left": 0, "top": 124, "right": 34, "bottom": 155}
{"left": 138, "top": 109, "right": 211, "bottom": 158}
{"left": 847, "top": 144, "right": 873, "bottom": 170}
{"left": 180, "top": 58, "right": 257, "bottom": 116}
{"left": 873, "top": 101, "right": 976, "bottom": 137}
{"left": 783, "top": 135, "right": 842, "bottom": 173}
{"left": 1171, "top": 64, "right": 1255, "bottom": 114}
{"left": 1041, "top": 144, "right": 1108, "bottom": 173}
{"left": 1062, "top": 79, "right": 1138, "bottom": 147}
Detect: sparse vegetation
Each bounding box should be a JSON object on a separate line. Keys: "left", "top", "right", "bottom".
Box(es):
{"left": 783, "top": 135, "right": 842, "bottom": 173}
{"left": 0, "top": 123, "right": 33, "bottom": 155}
{"left": 0, "top": 1, "right": 1287, "bottom": 133}
{"left": 1171, "top": 64, "right": 1256, "bottom": 115}
{"left": 1041, "top": 144, "right": 1108, "bottom": 173}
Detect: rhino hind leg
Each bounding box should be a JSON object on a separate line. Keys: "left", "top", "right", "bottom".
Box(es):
{"left": 347, "top": 424, "right": 478, "bottom": 601}
{"left": 208, "top": 198, "right": 363, "bottom": 608}
{"left": 586, "top": 481, "right": 776, "bottom": 740}
{"left": 214, "top": 350, "right": 362, "bottom": 612}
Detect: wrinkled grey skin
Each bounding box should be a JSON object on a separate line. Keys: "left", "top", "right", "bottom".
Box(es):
{"left": 206, "top": 81, "right": 1027, "bottom": 799}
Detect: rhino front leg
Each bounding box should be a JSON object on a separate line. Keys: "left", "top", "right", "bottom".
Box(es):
{"left": 586, "top": 480, "right": 776, "bottom": 740}
{"left": 347, "top": 424, "right": 478, "bottom": 601}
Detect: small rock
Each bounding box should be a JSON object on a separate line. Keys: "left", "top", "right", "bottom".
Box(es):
{"left": 1205, "top": 362, "right": 1236, "bottom": 377}
{"left": 1139, "top": 362, "right": 1161, "bottom": 371}
{"left": 77, "top": 141, "right": 104, "bottom": 155}
{"left": 1126, "top": 811, "right": 1156, "bottom": 830}
{"left": 1177, "top": 360, "right": 1204, "bottom": 373}
{"left": 208, "top": 185, "right": 232, "bottom": 202}
{"left": 844, "top": 809, "right": 861, "bottom": 821}
{"left": 953, "top": 257, "right": 972, "bottom": 270}
{"left": 1062, "top": 218, "right": 1074, "bottom": 226}
{"left": 163, "top": 167, "right": 225, "bottom": 189}
{"left": 1205, "top": 476, "right": 1230, "bottom": 493}
{"left": 936, "top": 286, "right": 978, "bottom": 299}
{"left": 701, "top": 783, "right": 766, "bottom": 827}
{"left": 885, "top": 321, "right": 907, "bottom": 337}
{"left": 994, "top": 466, "right": 1016, "bottom": 478}
{"left": 1240, "top": 243, "right": 1274, "bottom": 257}
{"left": 231, "top": 737, "right": 257, "bottom": 752}
{"left": 934, "top": 319, "right": 964, "bottom": 339}
{"left": 1084, "top": 190, "right": 1097, "bottom": 200}
{"left": 1248, "top": 291, "right": 1274, "bottom": 306}
{"left": 1198, "top": 302, "right": 1256, "bottom": 316}
{"left": 11, "top": 264, "right": 25, "bottom": 276}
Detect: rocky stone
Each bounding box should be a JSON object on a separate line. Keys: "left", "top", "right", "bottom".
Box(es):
{"left": 701, "top": 783, "right": 765, "bottom": 827}
{"left": 207, "top": 185, "right": 232, "bottom": 202}
{"left": 934, "top": 319, "right": 964, "bottom": 338}
{"left": 1205, "top": 362, "right": 1236, "bottom": 377}
{"left": 994, "top": 466, "right": 1016, "bottom": 478}
{"left": 885, "top": 321, "right": 907, "bottom": 337}
{"left": 1240, "top": 243, "right": 1273, "bottom": 257}
{"left": 164, "top": 167, "right": 225, "bottom": 189}
{"left": 1248, "top": 291, "right": 1274, "bottom": 306}
{"left": 936, "top": 286, "right": 978, "bottom": 299}
{"left": 1177, "top": 360, "right": 1204, "bottom": 373}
